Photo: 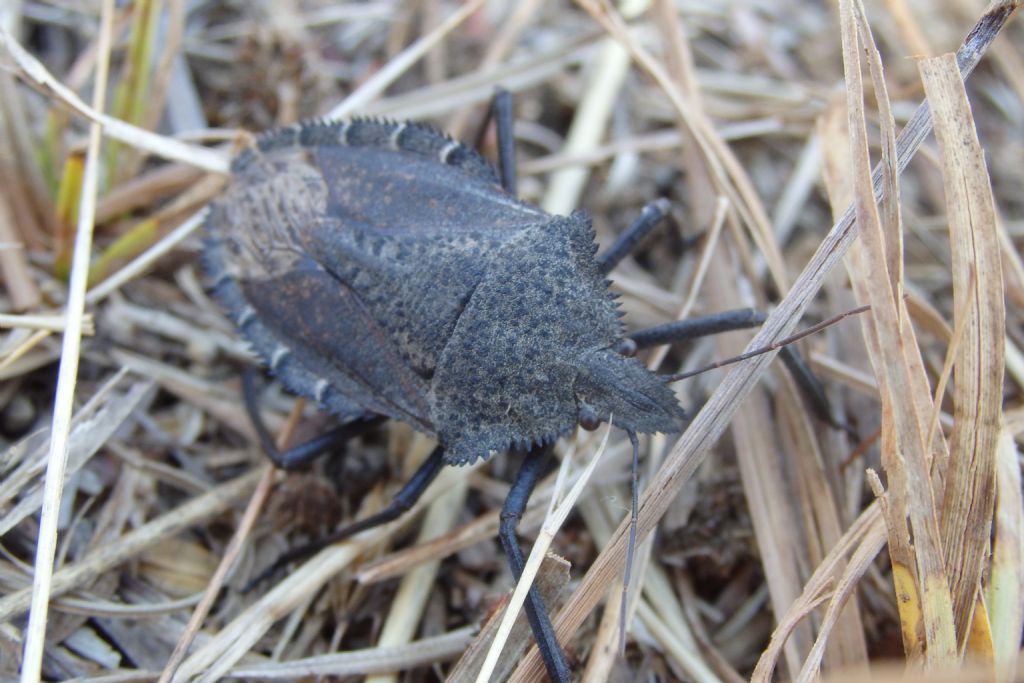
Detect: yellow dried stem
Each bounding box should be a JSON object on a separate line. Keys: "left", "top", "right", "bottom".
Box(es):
{"left": 53, "top": 152, "right": 84, "bottom": 280}
{"left": 87, "top": 217, "right": 159, "bottom": 286}
{"left": 988, "top": 430, "right": 1024, "bottom": 682}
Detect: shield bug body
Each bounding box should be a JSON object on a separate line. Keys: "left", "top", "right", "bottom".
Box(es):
{"left": 205, "top": 119, "right": 685, "bottom": 461}
{"left": 204, "top": 115, "right": 688, "bottom": 681}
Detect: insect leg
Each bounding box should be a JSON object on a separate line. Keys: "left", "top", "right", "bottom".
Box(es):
{"left": 597, "top": 198, "right": 674, "bottom": 275}
{"left": 242, "top": 369, "right": 385, "bottom": 470}
{"left": 246, "top": 446, "right": 446, "bottom": 589}
{"left": 311, "top": 444, "right": 445, "bottom": 542}
{"left": 499, "top": 445, "right": 572, "bottom": 683}
{"left": 493, "top": 89, "right": 517, "bottom": 195}
{"left": 628, "top": 308, "right": 766, "bottom": 349}
{"left": 474, "top": 87, "right": 517, "bottom": 194}
{"left": 629, "top": 311, "right": 840, "bottom": 429}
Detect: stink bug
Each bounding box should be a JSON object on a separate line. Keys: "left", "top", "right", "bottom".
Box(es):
{"left": 204, "top": 117, "right": 685, "bottom": 463}
{"left": 203, "top": 95, "right": 830, "bottom": 682}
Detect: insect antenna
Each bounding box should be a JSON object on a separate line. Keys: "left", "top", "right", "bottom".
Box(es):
{"left": 661, "top": 304, "right": 871, "bottom": 383}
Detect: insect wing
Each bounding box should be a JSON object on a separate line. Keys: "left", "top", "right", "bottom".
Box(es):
{"left": 205, "top": 154, "right": 434, "bottom": 430}
{"left": 308, "top": 141, "right": 546, "bottom": 237}
{"left": 297, "top": 138, "right": 552, "bottom": 380}
{"left": 246, "top": 259, "right": 433, "bottom": 429}
{"left": 205, "top": 119, "right": 550, "bottom": 434}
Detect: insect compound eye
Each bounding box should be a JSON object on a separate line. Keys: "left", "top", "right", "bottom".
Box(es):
{"left": 613, "top": 338, "right": 637, "bottom": 358}
{"left": 578, "top": 402, "right": 602, "bottom": 431}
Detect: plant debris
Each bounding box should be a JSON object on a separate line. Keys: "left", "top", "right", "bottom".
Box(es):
{"left": 0, "top": 1, "right": 1021, "bottom": 681}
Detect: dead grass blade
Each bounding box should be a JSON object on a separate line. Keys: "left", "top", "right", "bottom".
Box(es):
{"left": 0, "top": 313, "right": 94, "bottom": 334}
{"left": 822, "top": 659, "right": 1016, "bottom": 683}
{"left": 840, "top": 0, "right": 956, "bottom": 666}
{"left": 170, "top": 464, "right": 471, "bottom": 683}
{"left": 539, "top": 0, "right": 647, "bottom": 217}
{"left": 20, "top": 3, "right": 116, "bottom": 678}
{"left": 573, "top": 446, "right": 724, "bottom": 683}
{"left": 920, "top": 52, "right": 1006, "bottom": 652}
{"left": 988, "top": 430, "right": 1024, "bottom": 682}
{"left": 158, "top": 398, "right": 307, "bottom": 683}
{"left": 0, "top": 469, "right": 263, "bottom": 623}
{"left": 575, "top": 0, "right": 789, "bottom": 292}
{"left": 364, "top": 468, "right": 468, "bottom": 683}
{"left": 704, "top": 248, "right": 814, "bottom": 673}
{"left": 0, "top": 66, "right": 54, "bottom": 247}
{"left": 355, "top": 493, "right": 549, "bottom": 585}
{"left": 0, "top": 189, "right": 40, "bottom": 311}
{"left": 326, "top": 0, "right": 488, "bottom": 120}
{"left": 363, "top": 36, "right": 597, "bottom": 122}
{"left": 155, "top": 466, "right": 276, "bottom": 683}
{"left": 227, "top": 626, "right": 476, "bottom": 678}
{"left": 447, "top": 555, "right": 570, "bottom": 683}
{"left": 84, "top": 208, "right": 209, "bottom": 305}
{"left": 794, "top": 514, "right": 887, "bottom": 683}
{"left": 0, "top": 28, "right": 227, "bottom": 173}
{"left": 776, "top": 371, "right": 869, "bottom": 671}
{"left": 0, "top": 372, "right": 153, "bottom": 536}
{"left": 752, "top": 504, "right": 886, "bottom": 682}
{"left": 509, "top": 3, "right": 1019, "bottom": 679}
{"left": 479, "top": 427, "right": 611, "bottom": 683}
{"left": 446, "top": 0, "right": 546, "bottom": 137}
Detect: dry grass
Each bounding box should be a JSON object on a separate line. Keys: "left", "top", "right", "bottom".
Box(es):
{"left": 0, "top": 1, "right": 1022, "bottom": 681}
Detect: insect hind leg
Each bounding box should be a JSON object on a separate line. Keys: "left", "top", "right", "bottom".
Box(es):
{"left": 597, "top": 198, "right": 676, "bottom": 275}
{"left": 499, "top": 445, "right": 572, "bottom": 683}
{"left": 242, "top": 369, "right": 385, "bottom": 470}
{"left": 308, "top": 444, "right": 445, "bottom": 544}
{"left": 246, "top": 445, "right": 446, "bottom": 589}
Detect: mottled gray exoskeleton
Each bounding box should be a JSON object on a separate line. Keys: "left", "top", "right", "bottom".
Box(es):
{"left": 204, "top": 119, "right": 685, "bottom": 465}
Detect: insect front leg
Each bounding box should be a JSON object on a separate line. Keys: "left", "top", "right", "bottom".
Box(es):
{"left": 596, "top": 202, "right": 840, "bottom": 429}
{"left": 499, "top": 445, "right": 572, "bottom": 683}
{"left": 627, "top": 309, "right": 767, "bottom": 348}
{"left": 628, "top": 311, "right": 840, "bottom": 430}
